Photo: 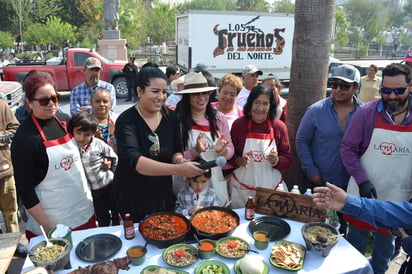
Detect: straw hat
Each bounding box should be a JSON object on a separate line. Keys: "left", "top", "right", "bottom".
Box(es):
{"left": 171, "top": 75, "right": 185, "bottom": 90}
{"left": 176, "top": 72, "right": 216, "bottom": 94}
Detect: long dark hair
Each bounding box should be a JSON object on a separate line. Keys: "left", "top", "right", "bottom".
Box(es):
{"left": 177, "top": 93, "right": 218, "bottom": 151}
{"left": 243, "top": 85, "right": 278, "bottom": 120}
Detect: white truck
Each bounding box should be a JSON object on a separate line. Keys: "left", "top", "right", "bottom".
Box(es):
{"left": 176, "top": 10, "right": 295, "bottom": 80}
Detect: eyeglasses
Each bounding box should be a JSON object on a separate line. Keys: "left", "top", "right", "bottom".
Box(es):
{"left": 330, "top": 82, "right": 353, "bottom": 91}
{"left": 191, "top": 91, "right": 211, "bottom": 97}
{"left": 32, "top": 94, "right": 60, "bottom": 106}
{"left": 380, "top": 86, "right": 408, "bottom": 95}
{"left": 148, "top": 133, "right": 160, "bottom": 156}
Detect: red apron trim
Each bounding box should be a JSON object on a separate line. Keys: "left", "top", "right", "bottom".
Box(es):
{"left": 232, "top": 171, "right": 282, "bottom": 191}
{"left": 343, "top": 214, "right": 390, "bottom": 236}
{"left": 191, "top": 121, "right": 220, "bottom": 138}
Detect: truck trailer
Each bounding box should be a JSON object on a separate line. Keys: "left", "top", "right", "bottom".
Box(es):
{"left": 176, "top": 10, "right": 294, "bottom": 80}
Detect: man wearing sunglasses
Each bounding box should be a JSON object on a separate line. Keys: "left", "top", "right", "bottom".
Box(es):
{"left": 296, "top": 64, "right": 362, "bottom": 234}
{"left": 70, "top": 57, "right": 116, "bottom": 115}
{"left": 341, "top": 63, "right": 412, "bottom": 274}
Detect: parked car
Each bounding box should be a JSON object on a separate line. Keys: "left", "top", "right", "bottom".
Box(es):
{"left": 0, "top": 81, "right": 23, "bottom": 112}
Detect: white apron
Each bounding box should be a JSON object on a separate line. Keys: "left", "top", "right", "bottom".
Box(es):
{"left": 347, "top": 114, "right": 412, "bottom": 202}
{"left": 188, "top": 124, "right": 229, "bottom": 206}
{"left": 26, "top": 114, "right": 94, "bottom": 236}
{"left": 229, "top": 119, "right": 283, "bottom": 209}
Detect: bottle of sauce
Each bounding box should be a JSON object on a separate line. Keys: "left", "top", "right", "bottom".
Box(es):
{"left": 245, "top": 196, "right": 255, "bottom": 220}
{"left": 304, "top": 188, "right": 313, "bottom": 195}
{"left": 124, "top": 213, "right": 135, "bottom": 240}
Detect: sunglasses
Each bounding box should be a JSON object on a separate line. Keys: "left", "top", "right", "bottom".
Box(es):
{"left": 330, "top": 82, "right": 353, "bottom": 91}
{"left": 32, "top": 93, "right": 60, "bottom": 106}
{"left": 148, "top": 133, "right": 160, "bottom": 156}
{"left": 380, "top": 86, "right": 408, "bottom": 95}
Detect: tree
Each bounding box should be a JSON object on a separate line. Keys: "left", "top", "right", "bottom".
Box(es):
{"left": 30, "top": 0, "right": 61, "bottom": 24}
{"left": 178, "top": 0, "right": 233, "bottom": 11}
{"left": 146, "top": 4, "right": 176, "bottom": 45}
{"left": 237, "top": 0, "right": 269, "bottom": 11}
{"left": 56, "top": 0, "right": 87, "bottom": 28}
{"left": 283, "top": 0, "right": 335, "bottom": 189}
{"left": 119, "top": 0, "right": 148, "bottom": 48}
{"left": 273, "top": 0, "right": 295, "bottom": 13}
{"left": 0, "top": 30, "right": 16, "bottom": 49}
{"left": 334, "top": 9, "right": 349, "bottom": 47}
{"left": 43, "top": 16, "right": 76, "bottom": 49}
{"left": 24, "top": 24, "right": 48, "bottom": 47}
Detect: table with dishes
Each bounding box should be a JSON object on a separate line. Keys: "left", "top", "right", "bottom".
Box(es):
{"left": 21, "top": 208, "right": 373, "bottom": 274}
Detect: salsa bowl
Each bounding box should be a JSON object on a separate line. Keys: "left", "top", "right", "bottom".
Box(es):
{"left": 301, "top": 222, "right": 340, "bottom": 257}
{"left": 29, "top": 238, "right": 72, "bottom": 271}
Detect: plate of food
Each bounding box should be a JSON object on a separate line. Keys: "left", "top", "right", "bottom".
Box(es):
{"left": 75, "top": 233, "right": 122, "bottom": 262}
{"left": 234, "top": 255, "right": 269, "bottom": 274}
{"left": 248, "top": 216, "right": 290, "bottom": 241}
{"left": 194, "top": 260, "right": 230, "bottom": 274}
{"left": 269, "top": 240, "right": 305, "bottom": 271}
{"left": 139, "top": 212, "right": 190, "bottom": 248}
{"left": 191, "top": 206, "right": 239, "bottom": 240}
{"left": 215, "top": 236, "right": 249, "bottom": 259}
{"left": 162, "top": 243, "right": 199, "bottom": 267}
{"left": 141, "top": 265, "right": 189, "bottom": 274}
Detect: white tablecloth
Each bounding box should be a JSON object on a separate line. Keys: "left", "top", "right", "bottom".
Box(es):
{"left": 21, "top": 209, "right": 373, "bottom": 274}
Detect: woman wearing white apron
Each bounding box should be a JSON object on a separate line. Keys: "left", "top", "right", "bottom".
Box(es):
{"left": 229, "top": 85, "right": 292, "bottom": 209}
{"left": 176, "top": 72, "right": 234, "bottom": 206}
{"left": 11, "top": 71, "right": 94, "bottom": 241}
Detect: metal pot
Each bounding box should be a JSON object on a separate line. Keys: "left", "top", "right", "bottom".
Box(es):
{"left": 138, "top": 211, "right": 190, "bottom": 248}
{"left": 191, "top": 206, "right": 240, "bottom": 240}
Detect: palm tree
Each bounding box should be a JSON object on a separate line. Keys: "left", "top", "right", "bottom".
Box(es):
{"left": 283, "top": 0, "right": 335, "bottom": 190}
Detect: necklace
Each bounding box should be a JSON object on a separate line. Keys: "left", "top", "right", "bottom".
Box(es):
{"left": 136, "top": 104, "right": 161, "bottom": 132}
{"left": 391, "top": 108, "right": 408, "bottom": 117}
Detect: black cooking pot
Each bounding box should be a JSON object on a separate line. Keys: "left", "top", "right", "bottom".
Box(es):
{"left": 138, "top": 211, "right": 190, "bottom": 248}
{"left": 191, "top": 206, "right": 240, "bottom": 240}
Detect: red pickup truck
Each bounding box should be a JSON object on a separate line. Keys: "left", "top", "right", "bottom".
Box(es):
{"left": 3, "top": 48, "right": 128, "bottom": 98}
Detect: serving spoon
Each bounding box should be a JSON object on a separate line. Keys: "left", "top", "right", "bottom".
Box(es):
{"left": 239, "top": 247, "right": 259, "bottom": 254}
{"left": 316, "top": 233, "right": 344, "bottom": 243}
{"left": 40, "top": 225, "right": 53, "bottom": 248}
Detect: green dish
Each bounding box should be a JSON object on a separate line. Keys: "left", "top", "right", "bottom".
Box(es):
{"left": 140, "top": 265, "right": 189, "bottom": 274}
{"left": 195, "top": 260, "right": 230, "bottom": 274}
{"left": 234, "top": 258, "right": 269, "bottom": 274}
{"left": 162, "top": 243, "right": 199, "bottom": 267}
{"left": 215, "top": 236, "right": 249, "bottom": 259}
{"left": 269, "top": 240, "right": 306, "bottom": 271}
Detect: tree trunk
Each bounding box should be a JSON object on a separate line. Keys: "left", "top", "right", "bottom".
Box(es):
{"left": 283, "top": 0, "right": 335, "bottom": 191}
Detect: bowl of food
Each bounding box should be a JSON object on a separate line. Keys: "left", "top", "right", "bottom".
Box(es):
{"left": 28, "top": 238, "right": 72, "bottom": 271}
{"left": 191, "top": 206, "right": 239, "bottom": 240}
{"left": 215, "top": 236, "right": 249, "bottom": 259}
{"left": 234, "top": 255, "right": 269, "bottom": 274}
{"left": 139, "top": 211, "right": 190, "bottom": 248}
{"left": 162, "top": 243, "right": 199, "bottom": 267}
{"left": 195, "top": 260, "right": 230, "bottom": 274}
{"left": 301, "top": 222, "right": 340, "bottom": 257}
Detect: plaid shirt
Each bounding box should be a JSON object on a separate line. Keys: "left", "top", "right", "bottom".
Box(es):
{"left": 70, "top": 80, "right": 116, "bottom": 115}
{"left": 176, "top": 185, "right": 219, "bottom": 216}
{"left": 78, "top": 137, "right": 118, "bottom": 190}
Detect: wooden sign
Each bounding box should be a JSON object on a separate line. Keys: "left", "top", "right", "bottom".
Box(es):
{"left": 255, "top": 187, "right": 326, "bottom": 223}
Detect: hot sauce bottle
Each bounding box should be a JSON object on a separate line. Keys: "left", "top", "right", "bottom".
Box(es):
{"left": 245, "top": 196, "right": 255, "bottom": 220}
{"left": 124, "top": 213, "right": 135, "bottom": 240}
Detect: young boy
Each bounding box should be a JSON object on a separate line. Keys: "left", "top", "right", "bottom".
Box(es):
{"left": 176, "top": 168, "right": 219, "bottom": 216}
{"left": 69, "top": 111, "right": 119, "bottom": 227}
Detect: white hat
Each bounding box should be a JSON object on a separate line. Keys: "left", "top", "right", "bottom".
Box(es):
{"left": 176, "top": 72, "right": 216, "bottom": 94}
{"left": 171, "top": 75, "right": 185, "bottom": 90}
{"left": 242, "top": 65, "right": 263, "bottom": 76}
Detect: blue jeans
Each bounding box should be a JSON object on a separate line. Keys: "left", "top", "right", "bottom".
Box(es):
{"left": 347, "top": 224, "right": 395, "bottom": 274}
{"left": 126, "top": 79, "right": 136, "bottom": 100}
